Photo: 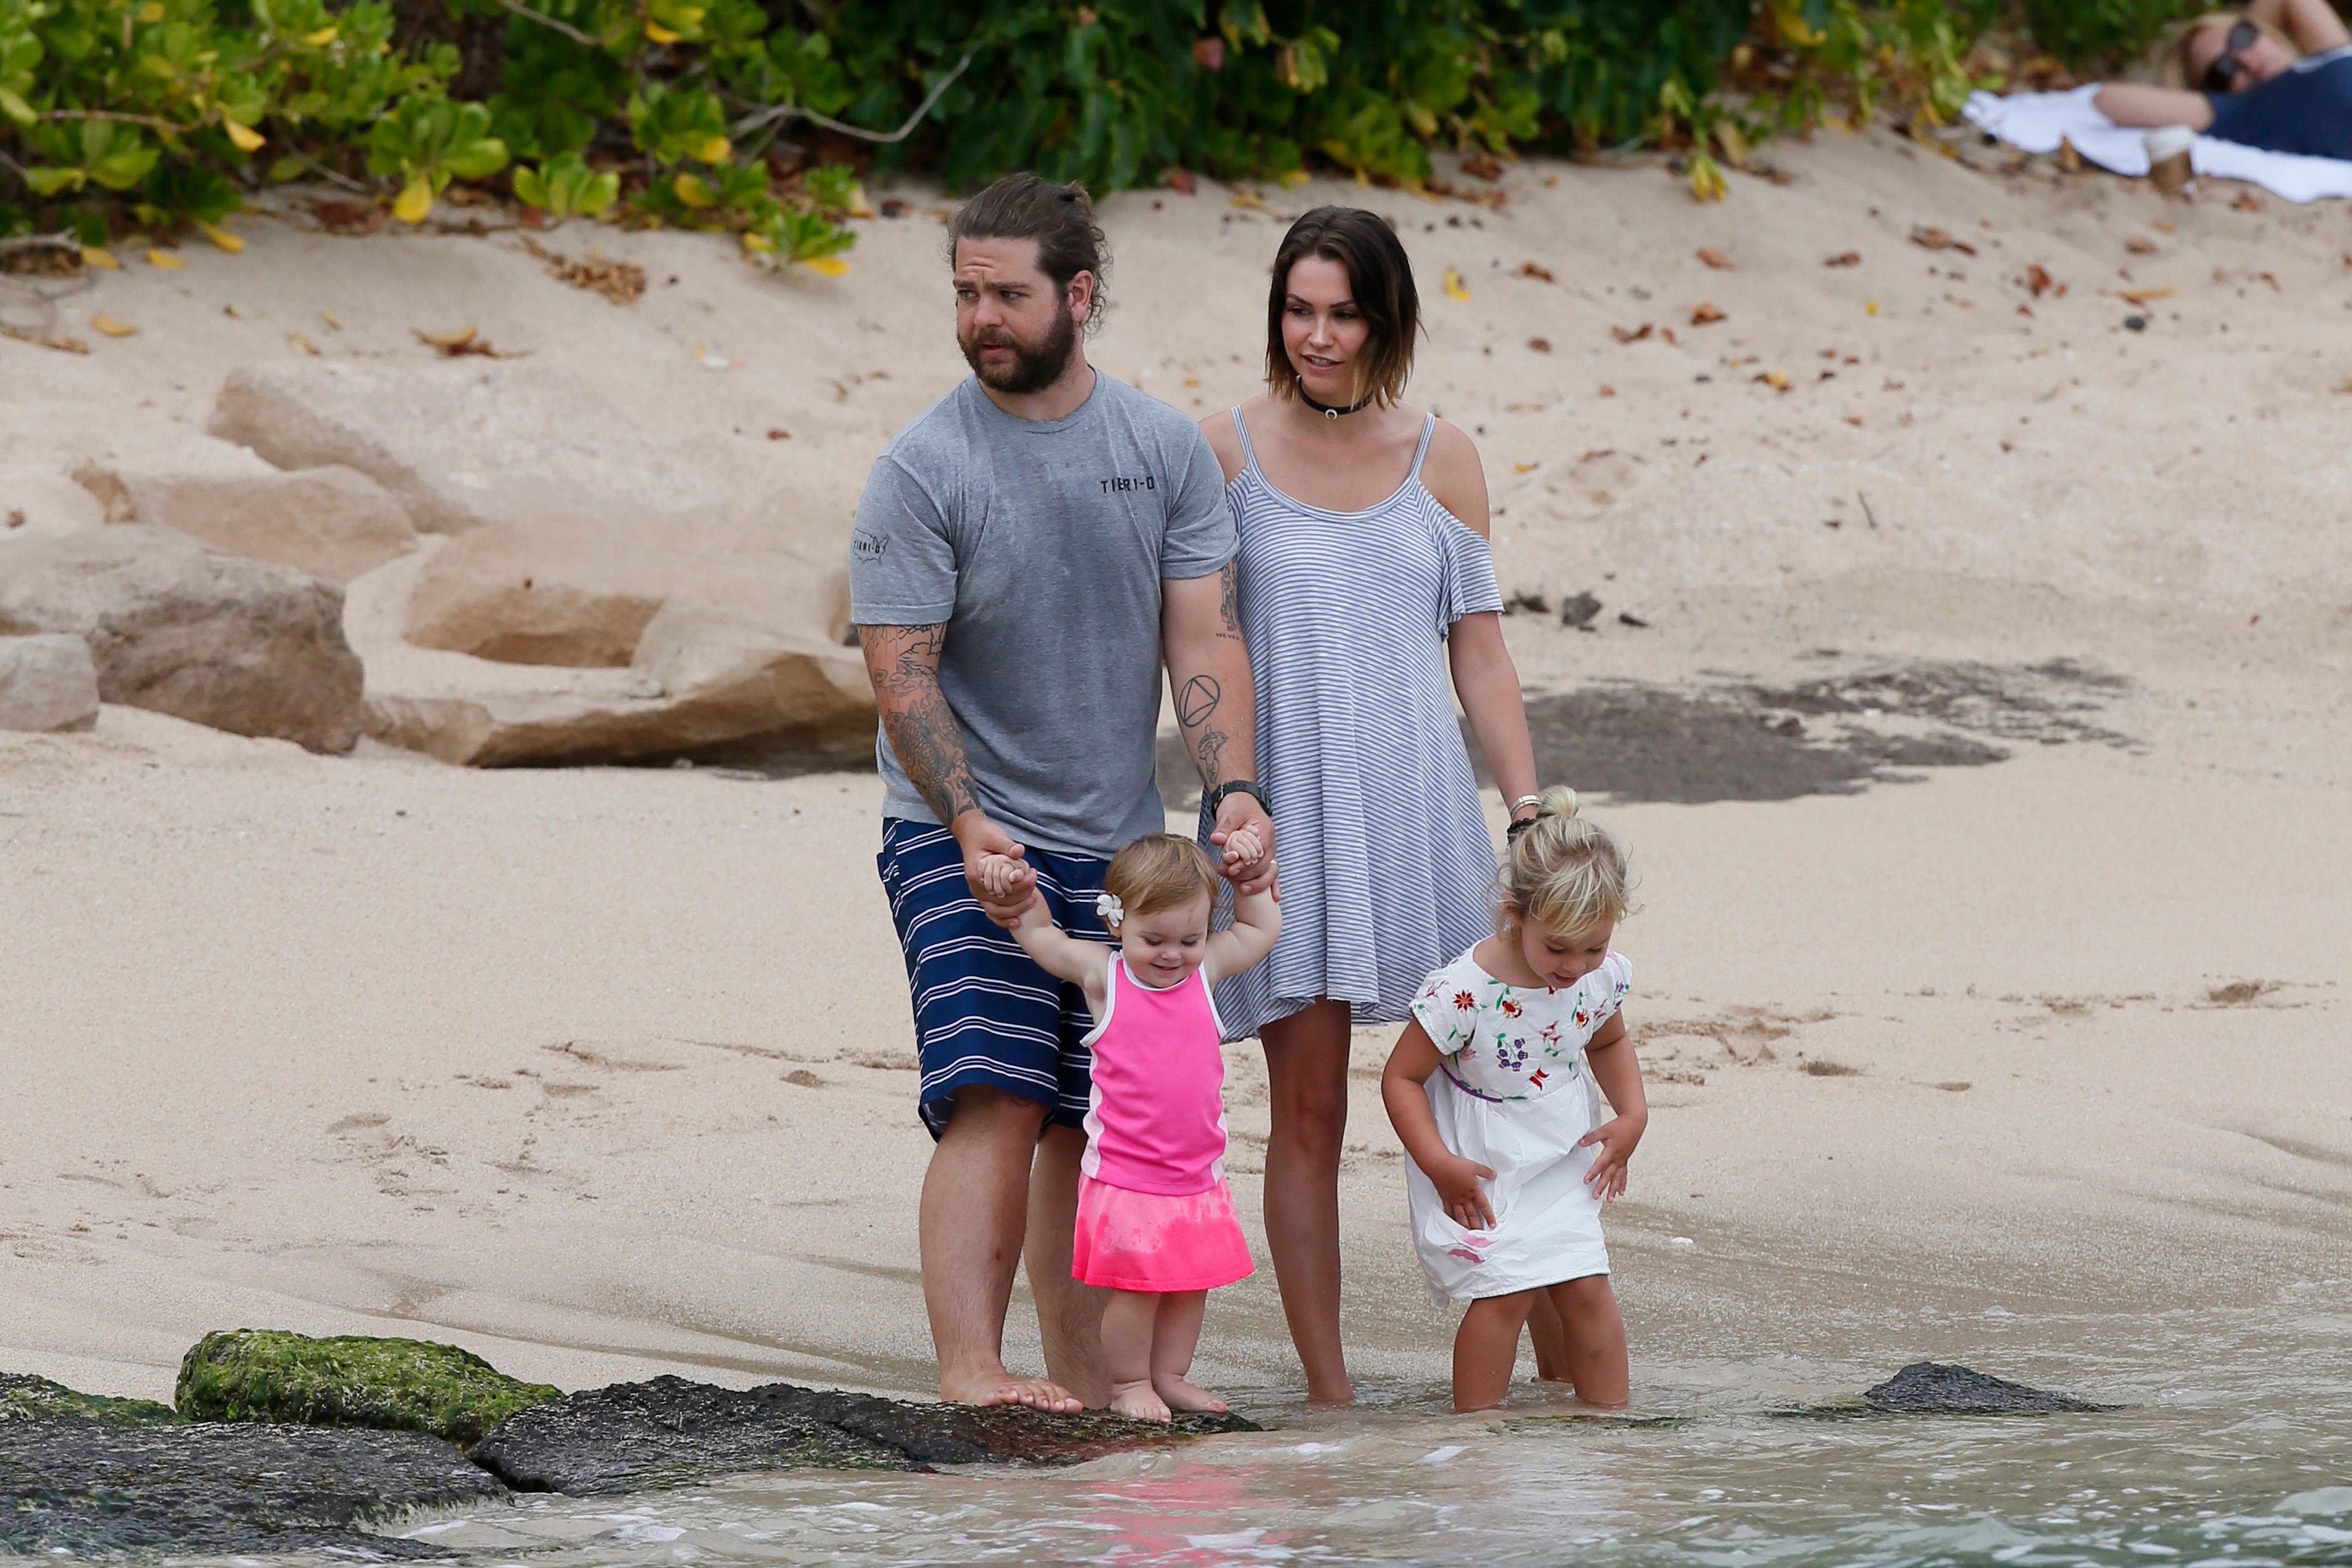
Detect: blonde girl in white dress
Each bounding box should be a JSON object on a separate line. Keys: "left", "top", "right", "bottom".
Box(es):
{"left": 1380, "top": 788, "right": 1648, "bottom": 1413}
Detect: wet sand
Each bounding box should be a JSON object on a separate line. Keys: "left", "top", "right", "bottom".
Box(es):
{"left": 4, "top": 121, "right": 2351, "bottom": 1411}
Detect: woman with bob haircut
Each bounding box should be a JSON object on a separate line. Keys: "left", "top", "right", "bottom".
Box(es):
{"left": 1200, "top": 205, "right": 1545, "bottom": 1405}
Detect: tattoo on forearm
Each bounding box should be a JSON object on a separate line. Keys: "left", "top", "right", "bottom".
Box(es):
{"left": 860, "top": 624, "right": 979, "bottom": 821}
{"left": 1216, "top": 560, "right": 1244, "bottom": 643}
{"left": 1193, "top": 726, "right": 1230, "bottom": 788}
{"left": 1175, "top": 675, "right": 1222, "bottom": 730}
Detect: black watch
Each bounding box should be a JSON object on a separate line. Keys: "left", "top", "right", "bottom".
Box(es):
{"left": 1206, "top": 780, "right": 1271, "bottom": 818}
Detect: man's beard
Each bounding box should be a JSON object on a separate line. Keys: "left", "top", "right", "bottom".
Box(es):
{"left": 960, "top": 305, "right": 1079, "bottom": 395}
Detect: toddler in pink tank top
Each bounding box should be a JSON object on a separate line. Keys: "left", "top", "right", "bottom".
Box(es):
{"left": 990, "top": 831, "right": 1280, "bottom": 1422}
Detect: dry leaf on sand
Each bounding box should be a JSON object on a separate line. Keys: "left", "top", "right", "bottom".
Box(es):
{"left": 89, "top": 313, "right": 137, "bottom": 337}
{"left": 1825, "top": 250, "right": 1861, "bottom": 267}
{"left": 1696, "top": 247, "right": 1734, "bottom": 270}
{"left": 287, "top": 333, "right": 319, "bottom": 355}
{"left": 0, "top": 322, "right": 90, "bottom": 354}
{"left": 1517, "top": 261, "right": 1555, "bottom": 283}
{"left": 145, "top": 249, "right": 185, "bottom": 270}
{"left": 1442, "top": 268, "right": 1471, "bottom": 301}
{"left": 2126, "top": 237, "right": 2158, "bottom": 255}
{"left": 1909, "top": 226, "right": 1977, "bottom": 256}
{"left": 1690, "top": 302, "right": 1726, "bottom": 325}
{"left": 1611, "top": 322, "right": 1653, "bottom": 343}
{"left": 1754, "top": 369, "right": 1791, "bottom": 391}
{"left": 1527, "top": 337, "right": 1551, "bottom": 353}
{"left": 2117, "top": 287, "right": 2177, "bottom": 304}
{"left": 2024, "top": 264, "right": 2053, "bottom": 297}
{"left": 519, "top": 238, "right": 646, "bottom": 305}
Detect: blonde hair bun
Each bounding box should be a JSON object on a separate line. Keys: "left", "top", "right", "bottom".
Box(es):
{"left": 1498, "top": 784, "right": 1633, "bottom": 938}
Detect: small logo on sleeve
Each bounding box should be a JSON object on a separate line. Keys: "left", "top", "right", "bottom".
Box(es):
{"left": 1099, "top": 473, "right": 1158, "bottom": 495}
{"left": 852, "top": 530, "right": 890, "bottom": 560}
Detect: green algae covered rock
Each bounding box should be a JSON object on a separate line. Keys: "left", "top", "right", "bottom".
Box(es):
{"left": 0, "top": 1372, "right": 181, "bottom": 1427}
{"left": 175, "top": 1330, "right": 559, "bottom": 1447}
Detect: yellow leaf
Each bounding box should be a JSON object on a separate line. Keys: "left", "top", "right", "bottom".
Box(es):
{"left": 1754, "top": 369, "right": 1789, "bottom": 391}
{"left": 287, "top": 333, "right": 319, "bottom": 355}
{"left": 303, "top": 24, "right": 338, "bottom": 44}
{"left": 1712, "top": 120, "right": 1749, "bottom": 167}
{"left": 644, "top": 21, "right": 680, "bottom": 42}
{"left": 695, "top": 135, "right": 731, "bottom": 163}
{"left": 741, "top": 231, "right": 774, "bottom": 254}
{"left": 1688, "top": 153, "right": 1729, "bottom": 203}
{"left": 81, "top": 245, "right": 119, "bottom": 270}
{"left": 393, "top": 177, "right": 431, "bottom": 224}
{"left": 1513, "top": 462, "right": 1538, "bottom": 474}
{"left": 145, "top": 249, "right": 185, "bottom": 270}
{"left": 137, "top": 2, "right": 163, "bottom": 20}
{"left": 223, "top": 119, "right": 265, "bottom": 153}
{"left": 1442, "top": 268, "right": 1470, "bottom": 302}
{"left": 2117, "top": 287, "right": 2178, "bottom": 304}
{"left": 415, "top": 326, "right": 477, "bottom": 348}
{"left": 673, "top": 172, "right": 714, "bottom": 209}
{"left": 1277, "top": 168, "right": 1309, "bottom": 189}
{"left": 799, "top": 255, "right": 850, "bottom": 277}
{"left": 321, "top": 310, "right": 340, "bottom": 330}
{"left": 90, "top": 313, "right": 138, "bottom": 337}
{"left": 842, "top": 182, "right": 876, "bottom": 219}
{"left": 1230, "top": 190, "right": 1268, "bottom": 211}
{"left": 1867, "top": 299, "right": 1879, "bottom": 316}
{"left": 197, "top": 220, "right": 243, "bottom": 253}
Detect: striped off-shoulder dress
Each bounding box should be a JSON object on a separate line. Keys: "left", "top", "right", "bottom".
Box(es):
{"left": 1203, "top": 407, "right": 1508, "bottom": 1043}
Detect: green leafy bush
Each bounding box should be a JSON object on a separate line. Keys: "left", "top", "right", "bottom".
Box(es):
{"left": 0, "top": 1, "right": 2220, "bottom": 257}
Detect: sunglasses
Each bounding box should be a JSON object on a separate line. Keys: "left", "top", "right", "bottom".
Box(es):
{"left": 2202, "top": 20, "right": 2260, "bottom": 94}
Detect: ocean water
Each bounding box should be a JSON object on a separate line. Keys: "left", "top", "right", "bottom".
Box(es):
{"left": 383, "top": 1287, "right": 2352, "bottom": 1568}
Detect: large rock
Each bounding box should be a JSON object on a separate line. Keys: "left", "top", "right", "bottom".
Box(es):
{"left": 403, "top": 515, "right": 668, "bottom": 666}
{"left": 0, "top": 634, "right": 99, "bottom": 733}
{"left": 0, "top": 466, "right": 105, "bottom": 538}
{"left": 74, "top": 442, "right": 418, "bottom": 585}
{"left": 469, "top": 1374, "right": 1257, "bottom": 1495}
{"left": 0, "top": 1416, "right": 503, "bottom": 1556}
{"left": 0, "top": 526, "right": 365, "bottom": 752}
{"left": 176, "top": 1330, "right": 560, "bottom": 1449}
{"left": 349, "top": 542, "right": 874, "bottom": 766}
{"left": 208, "top": 361, "right": 723, "bottom": 535}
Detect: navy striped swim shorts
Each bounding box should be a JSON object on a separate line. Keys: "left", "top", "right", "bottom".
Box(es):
{"left": 877, "top": 818, "right": 1114, "bottom": 1140}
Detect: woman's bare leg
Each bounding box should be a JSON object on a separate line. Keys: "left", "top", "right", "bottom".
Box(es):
{"left": 1526, "top": 1289, "right": 1572, "bottom": 1381}
{"left": 1102, "top": 1289, "right": 1171, "bottom": 1422}
{"left": 1541, "top": 1274, "right": 1630, "bottom": 1407}
{"left": 1149, "top": 1289, "right": 1226, "bottom": 1413}
{"left": 1454, "top": 1291, "right": 1536, "bottom": 1412}
{"left": 1258, "top": 999, "right": 1355, "bottom": 1404}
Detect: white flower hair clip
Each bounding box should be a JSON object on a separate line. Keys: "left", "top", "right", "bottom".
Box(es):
{"left": 1094, "top": 892, "right": 1125, "bottom": 930}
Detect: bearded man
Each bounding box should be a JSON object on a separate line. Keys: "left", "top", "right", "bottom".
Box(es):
{"left": 849, "top": 173, "right": 1276, "bottom": 1412}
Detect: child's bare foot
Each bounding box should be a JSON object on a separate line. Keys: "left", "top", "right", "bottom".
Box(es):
{"left": 1108, "top": 1378, "right": 1171, "bottom": 1423}
{"left": 1152, "top": 1376, "right": 1228, "bottom": 1415}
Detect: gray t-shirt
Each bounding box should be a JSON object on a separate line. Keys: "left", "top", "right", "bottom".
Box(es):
{"left": 848, "top": 372, "right": 1235, "bottom": 859}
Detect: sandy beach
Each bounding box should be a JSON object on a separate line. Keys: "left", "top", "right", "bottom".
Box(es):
{"left": 4, "top": 120, "right": 2350, "bottom": 1420}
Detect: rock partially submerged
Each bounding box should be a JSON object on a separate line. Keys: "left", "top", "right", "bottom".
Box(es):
{"left": 1861, "top": 1361, "right": 2116, "bottom": 1414}
{"left": 177, "top": 1330, "right": 561, "bottom": 1447}
{"left": 0, "top": 1418, "right": 504, "bottom": 1557}
{"left": 471, "top": 1374, "right": 1259, "bottom": 1495}
{"left": 1784, "top": 1362, "right": 2117, "bottom": 1417}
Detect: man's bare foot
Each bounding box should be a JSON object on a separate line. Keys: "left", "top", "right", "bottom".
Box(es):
{"left": 1152, "top": 1376, "right": 1227, "bottom": 1415}
{"left": 1108, "top": 1378, "right": 1171, "bottom": 1423}
{"left": 941, "top": 1369, "right": 1083, "bottom": 1414}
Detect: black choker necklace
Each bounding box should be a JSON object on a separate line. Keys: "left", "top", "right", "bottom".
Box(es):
{"left": 1298, "top": 387, "right": 1372, "bottom": 421}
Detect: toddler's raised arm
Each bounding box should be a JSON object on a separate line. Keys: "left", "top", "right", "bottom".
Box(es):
{"left": 999, "top": 879, "right": 1112, "bottom": 1015}
{"left": 1204, "top": 828, "right": 1280, "bottom": 982}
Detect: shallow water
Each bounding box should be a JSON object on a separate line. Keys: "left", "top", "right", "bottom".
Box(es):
{"left": 377, "top": 1284, "right": 2352, "bottom": 1568}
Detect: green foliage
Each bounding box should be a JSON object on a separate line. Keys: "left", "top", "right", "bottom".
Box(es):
{"left": 174, "top": 1329, "right": 559, "bottom": 1448}
{"left": 0, "top": 0, "right": 2207, "bottom": 252}
{"left": 510, "top": 147, "right": 612, "bottom": 216}
{"left": 2016, "top": 0, "right": 2207, "bottom": 71}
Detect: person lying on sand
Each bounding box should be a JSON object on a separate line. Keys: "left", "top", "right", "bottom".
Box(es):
{"left": 2095, "top": 0, "right": 2352, "bottom": 160}
{"left": 848, "top": 172, "right": 1275, "bottom": 1415}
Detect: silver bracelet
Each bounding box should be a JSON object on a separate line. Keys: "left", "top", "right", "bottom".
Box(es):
{"left": 1509, "top": 794, "right": 1542, "bottom": 816}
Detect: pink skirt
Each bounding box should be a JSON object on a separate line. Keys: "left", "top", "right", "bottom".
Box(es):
{"left": 1073, "top": 1175, "right": 1254, "bottom": 1293}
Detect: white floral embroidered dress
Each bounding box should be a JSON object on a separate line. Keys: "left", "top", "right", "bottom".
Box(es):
{"left": 1403, "top": 947, "right": 1634, "bottom": 1306}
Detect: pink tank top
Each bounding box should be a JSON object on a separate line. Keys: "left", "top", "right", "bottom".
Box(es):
{"left": 1079, "top": 953, "right": 1229, "bottom": 1196}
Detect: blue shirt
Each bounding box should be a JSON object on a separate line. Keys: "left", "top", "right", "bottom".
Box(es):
{"left": 2208, "top": 46, "right": 2352, "bottom": 160}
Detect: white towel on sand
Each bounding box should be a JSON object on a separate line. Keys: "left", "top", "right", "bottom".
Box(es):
{"left": 1963, "top": 84, "right": 2352, "bottom": 203}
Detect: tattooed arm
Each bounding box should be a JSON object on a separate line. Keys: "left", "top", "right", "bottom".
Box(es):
{"left": 1162, "top": 559, "right": 1275, "bottom": 895}
{"left": 857, "top": 623, "right": 1036, "bottom": 924}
